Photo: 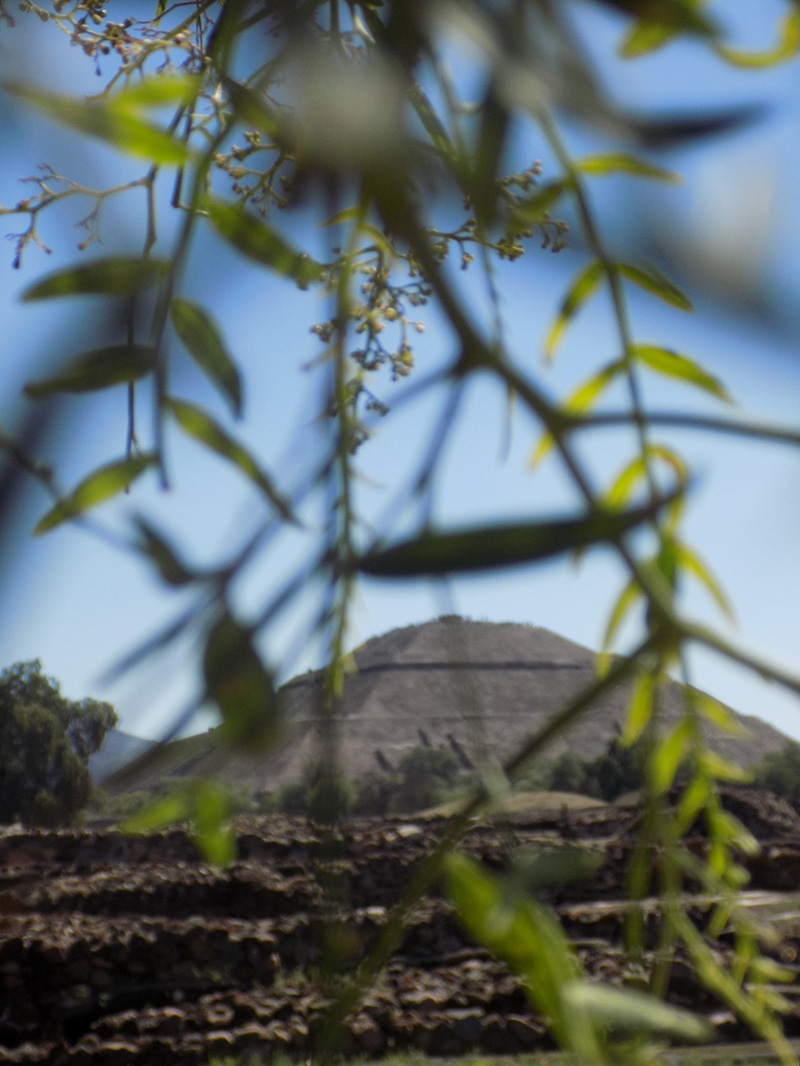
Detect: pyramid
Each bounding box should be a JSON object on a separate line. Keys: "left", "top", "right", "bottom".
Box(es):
{"left": 246, "top": 617, "right": 790, "bottom": 789}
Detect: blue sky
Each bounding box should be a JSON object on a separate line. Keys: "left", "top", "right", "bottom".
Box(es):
{"left": 1, "top": 4, "right": 800, "bottom": 747}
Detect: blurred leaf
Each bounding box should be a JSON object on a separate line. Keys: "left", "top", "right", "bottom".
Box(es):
{"left": 674, "top": 541, "right": 735, "bottom": 621}
{"left": 716, "top": 10, "right": 800, "bottom": 68}
{"left": 599, "top": 578, "right": 641, "bottom": 668}
{"left": 511, "top": 847, "right": 603, "bottom": 890}
{"left": 135, "top": 518, "right": 195, "bottom": 587}
{"left": 121, "top": 790, "right": 191, "bottom": 834}
{"left": 618, "top": 264, "right": 693, "bottom": 311}
{"left": 545, "top": 259, "right": 606, "bottom": 360}
{"left": 594, "top": 0, "right": 716, "bottom": 36}
{"left": 692, "top": 691, "right": 749, "bottom": 738}
{"left": 562, "top": 982, "right": 712, "bottom": 1042}
{"left": 622, "top": 670, "right": 655, "bottom": 746}
{"left": 203, "top": 612, "right": 282, "bottom": 751}
{"left": 190, "top": 779, "right": 236, "bottom": 865}
{"left": 509, "top": 181, "right": 566, "bottom": 235}
{"left": 633, "top": 106, "right": 764, "bottom": 148}
{"left": 5, "top": 82, "right": 192, "bottom": 164}
{"left": 632, "top": 344, "right": 730, "bottom": 401}
{"left": 166, "top": 397, "right": 293, "bottom": 519}
{"left": 651, "top": 718, "right": 693, "bottom": 794}
{"left": 577, "top": 153, "right": 680, "bottom": 182}
{"left": 204, "top": 197, "right": 325, "bottom": 287}
{"left": 22, "top": 257, "right": 169, "bottom": 300}
{"left": 111, "top": 74, "right": 202, "bottom": 109}
{"left": 699, "top": 749, "right": 753, "bottom": 786}
{"left": 530, "top": 361, "right": 623, "bottom": 468}
{"left": 676, "top": 773, "right": 712, "bottom": 836}
{"left": 360, "top": 495, "right": 678, "bottom": 578}
{"left": 35, "top": 454, "right": 155, "bottom": 534}
{"left": 224, "top": 78, "right": 280, "bottom": 137}
{"left": 25, "top": 345, "right": 156, "bottom": 397}
{"left": 170, "top": 298, "right": 242, "bottom": 419}
{"left": 620, "top": 20, "right": 682, "bottom": 56}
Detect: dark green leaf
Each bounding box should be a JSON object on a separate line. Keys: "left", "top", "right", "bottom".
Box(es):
{"left": 633, "top": 106, "right": 764, "bottom": 148}
{"left": 620, "top": 20, "right": 681, "bottom": 57}
{"left": 25, "top": 345, "right": 156, "bottom": 398}
{"left": 5, "top": 82, "right": 192, "bottom": 165}
{"left": 508, "top": 181, "right": 566, "bottom": 235}
{"left": 632, "top": 344, "right": 730, "bottom": 400}
{"left": 511, "top": 848, "right": 603, "bottom": 890}
{"left": 360, "top": 496, "right": 677, "bottom": 578}
{"left": 35, "top": 454, "right": 155, "bottom": 535}
{"left": 204, "top": 197, "right": 325, "bottom": 287}
{"left": 166, "top": 397, "right": 292, "bottom": 519}
{"left": 170, "top": 298, "right": 242, "bottom": 418}
{"left": 618, "top": 263, "right": 693, "bottom": 311}
{"left": 203, "top": 613, "right": 282, "bottom": 752}
{"left": 135, "top": 518, "right": 195, "bottom": 587}
{"left": 545, "top": 259, "right": 605, "bottom": 359}
{"left": 563, "top": 983, "right": 712, "bottom": 1042}
{"left": 22, "top": 257, "right": 169, "bottom": 300}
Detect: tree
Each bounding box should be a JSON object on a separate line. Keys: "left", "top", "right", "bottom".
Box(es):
{"left": 0, "top": 660, "right": 117, "bottom": 825}
{"left": 2, "top": 1, "right": 800, "bottom": 1060}
{"left": 752, "top": 742, "right": 800, "bottom": 811}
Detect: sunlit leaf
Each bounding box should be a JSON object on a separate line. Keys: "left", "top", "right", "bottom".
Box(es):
{"left": 121, "top": 790, "right": 191, "bottom": 834}
{"left": 692, "top": 691, "right": 749, "bottom": 737}
{"left": 620, "top": 20, "right": 681, "bottom": 57}
{"left": 135, "top": 517, "right": 195, "bottom": 587}
{"left": 22, "top": 257, "right": 169, "bottom": 300}
{"left": 563, "top": 982, "right": 712, "bottom": 1042}
{"left": 675, "top": 773, "right": 712, "bottom": 836}
{"left": 716, "top": 10, "right": 800, "bottom": 69}
{"left": 530, "top": 361, "right": 623, "bottom": 468}
{"left": 170, "top": 298, "right": 242, "bottom": 418}
{"left": 204, "top": 197, "right": 325, "bottom": 287}
{"left": 360, "top": 495, "right": 678, "bottom": 578}
{"left": 674, "top": 540, "right": 735, "bottom": 621}
{"left": 605, "top": 445, "right": 688, "bottom": 510}
{"left": 651, "top": 718, "right": 693, "bottom": 794}
{"left": 598, "top": 578, "right": 641, "bottom": 672}
{"left": 5, "top": 82, "right": 192, "bottom": 165}
{"left": 618, "top": 263, "right": 693, "bottom": 311}
{"left": 166, "top": 397, "right": 293, "bottom": 519}
{"left": 577, "top": 153, "right": 680, "bottom": 182}
{"left": 203, "top": 612, "right": 282, "bottom": 752}
{"left": 190, "top": 779, "right": 236, "bottom": 865}
{"left": 111, "top": 74, "right": 202, "bottom": 109}
{"left": 24, "top": 345, "right": 156, "bottom": 397}
{"left": 545, "top": 259, "right": 606, "bottom": 360}
{"left": 35, "top": 454, "right": 155, "bottom": 534}
{"left": 699, "top": 749, "right": 753, "bottom": 786}
{"left": 632, "top": 344, "right": 731, "bottom": 401}
{"left": 622, "top": 670, "right": 655, "bottom": 746}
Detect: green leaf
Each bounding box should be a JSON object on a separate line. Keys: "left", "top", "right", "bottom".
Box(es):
{"left": 110, "top": 74, "right": 202, "bottom": 109}
{"left": 716, "top": 10, "right": 800, "bottom": 69}
{"left": 24, "top": 345, "right": 156, "bottom": 397}
{"left": 135, "top": 518, "right": 195, "bottom": 587}
{"left": 599, "top": 578, "right": 641, "bottom": 669}
{"left": 204, "top": 197, "right": 325, "bottom": 287}
{"left": 511, "top": 847, "right": 603, "bottom": 891}
{"left": 651, "top": 718, "right": 693, "bottom": 794}
{"left": 605, "top": 445, "right": 688, "bottom": 509}
{"left": 224, "top": 78, "right": 280, "bottom": 138}
{"left": 531, "top": 361, "right": 624, "bottom": 468}
{"left": 545, "top": 259, "right": 606, "bottom": 359}
{"left": 622, "top": 671, "right": 655, "bottom": 746}
{"left": 577, "top": 153, "right": 680, "bottom": 183}
{"left": 190, "top": 779, "right": 237, "bottom": 866}
{"left": 699, "top": 749, "right": 753, "bottom": 786}
{"left": 203, "top": 613, "right": 282, "bottom": 752}
{"left": 166, "top": 398, "right": 293, "bottom": 519}
{"left": 35, "top": 454, "right": 155, "bottom": 534}
{"left": 563, "top": 982, "right": 712, "bottom": 1042}
{"left": 618, "top": 263, "right": 693, "bottom": 311}
{"left": 22, "top": 257, "right": 170, "bottom": 300}
{"left": 5, "top": 82, "right": 192, "bottom": 165}
{"left": 631, "top": 344, "right": 731, "bottom": 401}
{"left": 170, "top": 299, "right": 242, "bottom": 419}
{"left": 121, "top": 790, "right": 192, "bottom": 834}
{"left": 508, "top": 180, "right": 566, "bottom": 234}
{"left": 674, "top": 540, "right": 735, "bottom": 621}
{"left": 620, "top": 20, "right": 681, "bottom": 57}
{"left": 692, "top": 691, "right": 749, "bottom": 738}
{"left": 360, "top": 495, "right": 678, "bottom": 578}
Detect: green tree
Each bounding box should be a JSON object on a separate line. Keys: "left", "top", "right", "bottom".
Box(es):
{"left": 2, "top": 2, "right": 800, "bottom": 1061}
{"left": 0, "top": 660, "right": 117, "bottom": 825}
{"left": 752, "top": 742, "right": 800, "bottom": 811}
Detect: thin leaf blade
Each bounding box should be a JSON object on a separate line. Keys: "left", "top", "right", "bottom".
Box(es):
{"left": 545, "top": 259, "right": 606, "bottom": 360}
{"left": 618, "top": 263, "right": 693, "bottom": 311}
{"left": 25, "top": 345, "right": 156, "bottom": 397}
{"left": 577, "top": 153, "right": 680, "bottom": 183}
{"left": 632, "top": 344, "right": 731, "bottom": 402}
{"left": 22, "top": 257, "right": 170, "bottom": 300}
{"left": 35, "top": 453, "right": 155, "bottom": 534}
{"left": 170, "top": 298, "right": 242, "bottom": 418}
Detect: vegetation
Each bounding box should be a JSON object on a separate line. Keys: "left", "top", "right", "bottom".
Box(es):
{"left": 0, "top": 660, "right": 117, "bottom": 825}
{"left": 3, "top": 2, "right": 800, "bottom": 1064}
{"left": 751, "top": 743, "right": 800, "bottom": 812}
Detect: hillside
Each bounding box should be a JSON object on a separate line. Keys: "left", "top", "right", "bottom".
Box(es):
{"left": 99, "top": 618, "right": 791, "bottom": 796}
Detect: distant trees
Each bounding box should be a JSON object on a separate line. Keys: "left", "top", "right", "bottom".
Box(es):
{"left": 750, "top": 742, "right": 800, "bottom": 811}
{"left": 517, "top": 733, "right": 646, "bottom": 803}
{"left": 0, "top": 660, "right": 117, "bottom": 826}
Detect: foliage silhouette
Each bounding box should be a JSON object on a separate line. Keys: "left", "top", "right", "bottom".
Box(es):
{"left": 3, "top": 1, "right": 800, "bottom": 1062}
